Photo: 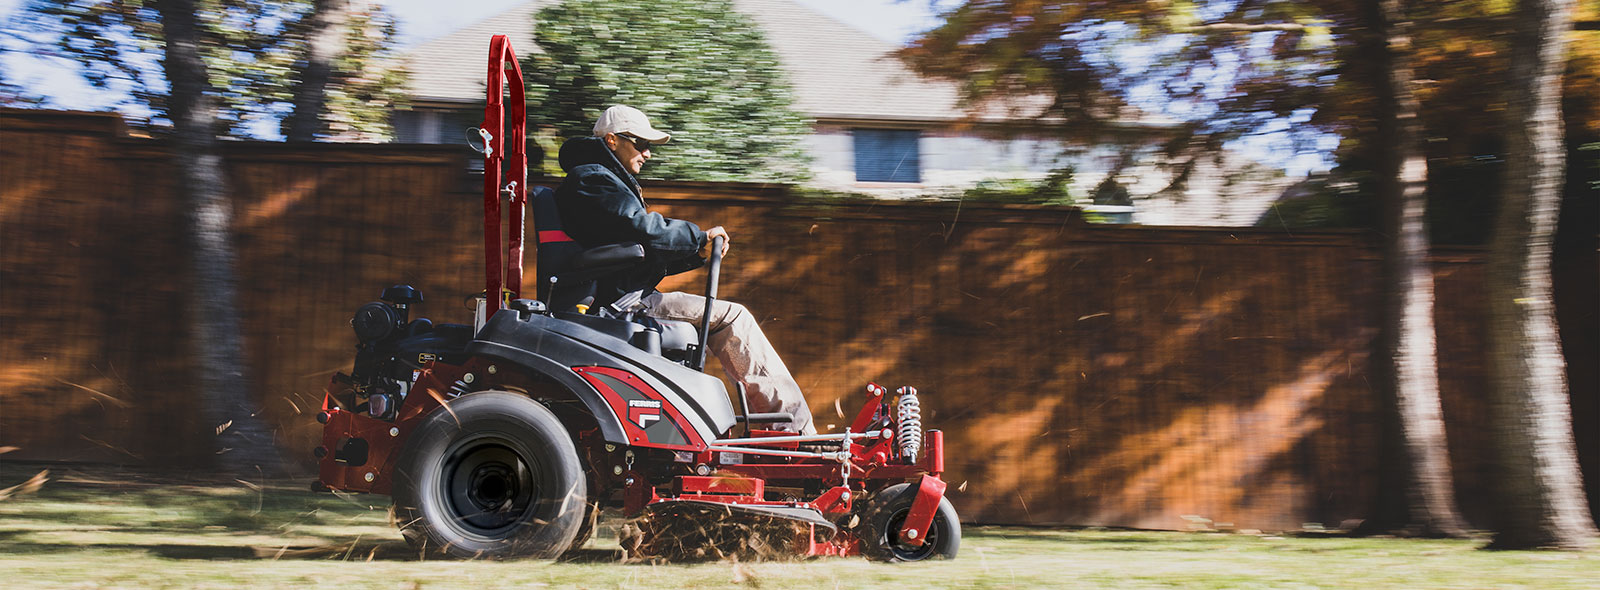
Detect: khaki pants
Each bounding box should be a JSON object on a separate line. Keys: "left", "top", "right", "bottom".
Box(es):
{"left": 642, "top": 291, "right": 816, "bottom": 435}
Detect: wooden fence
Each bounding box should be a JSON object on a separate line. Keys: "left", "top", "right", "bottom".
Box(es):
{"left": 2, "top": 109, "right": 1594, "bottom": 531}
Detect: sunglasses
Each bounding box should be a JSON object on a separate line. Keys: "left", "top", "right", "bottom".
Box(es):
{"left": 618, "top": 134, "right": 654, "bottom": 153}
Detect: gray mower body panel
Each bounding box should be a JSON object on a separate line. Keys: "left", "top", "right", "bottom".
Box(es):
{"left": 468, "top": 310, "right": 738, "bottom": 446}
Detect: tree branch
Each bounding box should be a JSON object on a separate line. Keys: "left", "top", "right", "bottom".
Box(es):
{"left": 1191, "top": 17, "right": 1598, "bottom": 32}
{"left": 1185, "top": 23, "right": 1307, "bottom": 33}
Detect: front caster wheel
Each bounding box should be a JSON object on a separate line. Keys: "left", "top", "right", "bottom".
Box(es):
{"left": 860, "top": 482, "right": 961, "bottom": 562}
{"left": 392, "top": 391, "right": 586, "bottom": 559}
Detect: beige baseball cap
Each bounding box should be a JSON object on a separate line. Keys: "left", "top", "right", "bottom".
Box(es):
{"left": 593, "top": 105, "right": 670, "bottom": 143}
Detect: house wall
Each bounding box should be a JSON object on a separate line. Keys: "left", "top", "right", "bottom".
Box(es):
{"left": 1120, "top": 156, "right": 1296, "bottom": 226}
{"left": 777, "top": 121, "right": 1297, "bottom": 226}
{"left": 388, "top": 106, "right": 1293, "bottom": 224}
{"left": 5, "top": 109, "right": 1596, "bottom": 530}
{"left": 805, "top": 124, "right": 1072, "bottom": 197}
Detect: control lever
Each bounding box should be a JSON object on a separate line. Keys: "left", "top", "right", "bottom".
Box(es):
{"left": 694, "top": 236, "right": 725, "bottom": 372}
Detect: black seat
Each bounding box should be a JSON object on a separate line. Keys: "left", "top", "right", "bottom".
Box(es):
{"left": 531, "top": 186, "right": 646, "bottom": 312}
{"left": 530, "top": 186, "right": 701, "bottom": 359}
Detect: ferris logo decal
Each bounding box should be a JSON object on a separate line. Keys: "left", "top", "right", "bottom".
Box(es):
{"left": 627, "top": 399, "right": 662, "bottom": 429}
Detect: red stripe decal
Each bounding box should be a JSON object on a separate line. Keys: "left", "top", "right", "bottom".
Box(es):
{"left": 538, "top": 230, "right": 573, "bottom": 243}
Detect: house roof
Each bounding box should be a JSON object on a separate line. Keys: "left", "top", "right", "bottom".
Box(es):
{"left": 399, "top": 0, "right": 1024, "bottom": 123}
{"left": 733, "top": 0, "right": 969, "bottom": 122}
{"left": 401, "top": 0, "right": 549, "bottom": 106}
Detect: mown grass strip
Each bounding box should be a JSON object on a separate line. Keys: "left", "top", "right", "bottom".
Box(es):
{"left": 1, "top": 463, "right": 1594, "bottom": 589}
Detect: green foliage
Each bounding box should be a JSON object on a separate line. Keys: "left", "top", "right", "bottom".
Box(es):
{"left": 960, "top": 166, "right": 1076, "bottom": 205}
{"left": 1255, "top": 176, "right": 1375, "bottom": 230}
{"left": 22, "top": 0, "right": 406, "bottom": 139}
{"left": 523, "top": 0, "right": 810, "bottom": 183}
{"left": 314, "top": 8, "right": 408, "bottom": 141}
{"left": 903, "top": 1, "right": 1600, "bottom": 237}
{"left": 1091, "top": 175, "right": 1131, "bottom": 206}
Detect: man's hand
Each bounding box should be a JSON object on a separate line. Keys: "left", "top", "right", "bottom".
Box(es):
{"left": 701, "top": 226, "right": 731, "bottom": 258}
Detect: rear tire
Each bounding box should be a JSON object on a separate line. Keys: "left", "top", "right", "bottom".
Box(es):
{"left": 392, "top": 391, "right": 586, "bottom": 559}
{"left": 860, "top": 482, "right": 960, "bottom": 562}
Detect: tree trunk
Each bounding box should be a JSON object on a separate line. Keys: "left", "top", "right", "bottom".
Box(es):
{"left": 1355, "top": 0, "right": 1470, "bottom": 538}
{"left": 283, "top": 0, "right": 349, "bottom": 142}
{"left": 1486, "top": 0, "right": 1595, "bottom": 550}
{"left": 157, "top": 0, "right": 284, "bottom": 475}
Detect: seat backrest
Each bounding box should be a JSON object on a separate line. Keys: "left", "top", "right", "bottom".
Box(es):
{"left": 532, "top": 185, "right": 648, "bottom": 312}
{"left": 531, "top": 186, "right": 585, "bottom": 302}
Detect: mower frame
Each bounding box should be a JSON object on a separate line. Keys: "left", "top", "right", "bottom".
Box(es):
{"left": 313, "top": 34, "right": 957, "bottom": 561}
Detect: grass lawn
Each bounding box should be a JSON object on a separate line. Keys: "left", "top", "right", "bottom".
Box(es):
{"left": 1, "top": 463, "right": 1593, "bottom": 589}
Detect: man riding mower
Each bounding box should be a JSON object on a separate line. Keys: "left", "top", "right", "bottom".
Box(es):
{"left": 312, "top": 35, "right": 959, "bottom": 562}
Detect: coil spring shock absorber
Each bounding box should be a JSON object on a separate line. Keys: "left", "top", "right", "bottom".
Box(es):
{"left": 895, "top": 386, "right": 923, "bottom": 462}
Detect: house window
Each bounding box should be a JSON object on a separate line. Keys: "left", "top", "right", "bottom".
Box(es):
{"left": 853, "top": 129, "right": 921, "bottom": 183}
{"left": 392, "top": 108, "right": 481, "bottom": 144}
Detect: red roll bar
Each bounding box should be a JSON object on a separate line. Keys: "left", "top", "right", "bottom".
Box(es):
{"left": 480, "top": 34, "right": 528, "bottom": 318}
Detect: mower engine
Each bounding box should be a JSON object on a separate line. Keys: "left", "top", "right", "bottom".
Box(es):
{"left": 312, "top": 34, "right": 961, "bottom": 564}
{"left": 342, "top": 285, "right": 472, "bottom": 420}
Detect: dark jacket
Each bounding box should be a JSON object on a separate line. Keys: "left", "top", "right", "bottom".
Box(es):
{"left": 553, "top": 136, "right": 706, "bottom": 305}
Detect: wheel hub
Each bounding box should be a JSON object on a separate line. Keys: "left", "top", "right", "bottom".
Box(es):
{"left": 469, "top": 464, "right": 517, "bottom": 509}
{"left": 886, "top": 508, "right": 940, "bottom": 560}
{"left": 443, "top": 441, "right": 539, "bottom": 535}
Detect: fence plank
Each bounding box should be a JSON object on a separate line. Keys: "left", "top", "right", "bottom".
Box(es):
{"left": 1, "top": 109, "right": 1593, "bottom": 531}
